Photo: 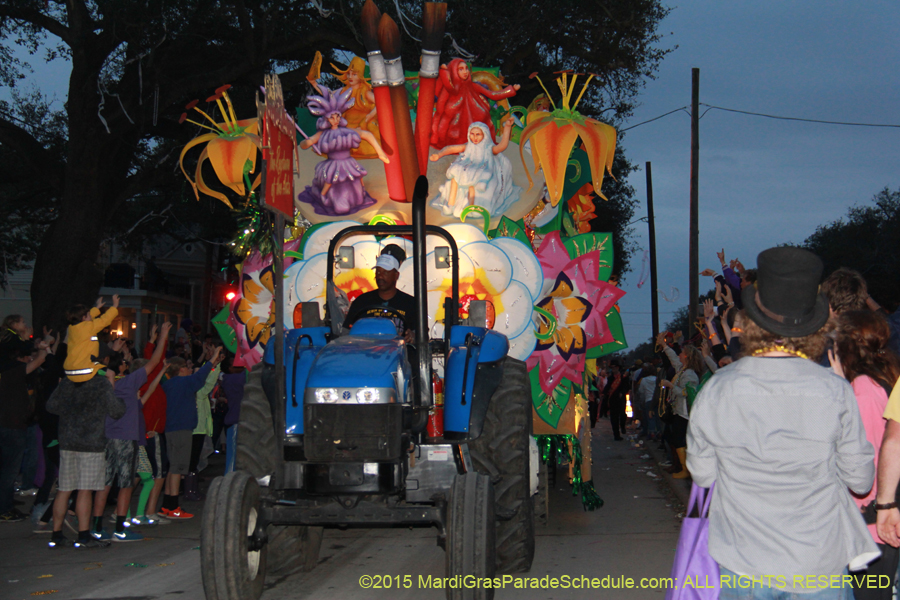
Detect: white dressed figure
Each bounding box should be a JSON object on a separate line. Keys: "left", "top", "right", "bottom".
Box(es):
{"left": 430, "top": 119, "right": 520, "bottom": 219}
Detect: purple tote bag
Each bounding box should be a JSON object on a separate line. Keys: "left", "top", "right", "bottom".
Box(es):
{"left": 665, "top": 482, "right": 719, "bottom": 600}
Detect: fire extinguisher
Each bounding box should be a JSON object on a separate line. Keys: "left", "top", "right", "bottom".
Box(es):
{"left": 427, "top": 372, "right": 444, "bottom": 438}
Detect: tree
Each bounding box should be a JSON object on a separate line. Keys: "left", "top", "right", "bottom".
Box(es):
{"left": 0, "top": 0, "right": 674, "bottom": 331}
{"left": 802, "top": 187, "right": 900, "bottom": 311}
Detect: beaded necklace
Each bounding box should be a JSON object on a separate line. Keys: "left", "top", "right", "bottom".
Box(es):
{"left": 751, "top": 345, "right": 810, "bottom": 361}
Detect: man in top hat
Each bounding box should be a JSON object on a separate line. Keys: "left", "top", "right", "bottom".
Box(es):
{"left": 344, "top": 244, "right": 418, "bottom": 342}
{"left": 686, "top": 246, "right": 877, "bottom": 598}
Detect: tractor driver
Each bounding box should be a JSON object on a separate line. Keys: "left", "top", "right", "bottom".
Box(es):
{"left": 343, "top": 244, "right": 418, "bottom": 343}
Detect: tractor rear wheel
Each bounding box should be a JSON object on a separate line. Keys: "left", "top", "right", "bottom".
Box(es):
{"left": 200, "top": 476, "right": 224, "bottom": 600}
{"left": 468, "top": 356, "right": 535, "bottom": 574}
{"left": 236, "top": 363, "right": 323, "bottom": 575}
{"left": 446, "top": 472, "right": 496, "bottom": 600}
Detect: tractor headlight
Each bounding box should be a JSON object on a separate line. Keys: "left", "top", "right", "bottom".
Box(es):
{"left": 356, "top": 388, "right": 381, "bottom": 404}
{"left": 314, "top": 388, "right": 339, "bottom": 403}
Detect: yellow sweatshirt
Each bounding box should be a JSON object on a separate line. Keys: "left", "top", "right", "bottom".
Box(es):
{"left": 64, "top": 307, "right": 118, "bottom": 382}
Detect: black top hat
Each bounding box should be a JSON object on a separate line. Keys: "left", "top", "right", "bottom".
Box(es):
{"left": 380, "top": 244, "right": 406, "bottom": 264}
{"left": 741, "top": 246, "right": 829, "bottom": 338}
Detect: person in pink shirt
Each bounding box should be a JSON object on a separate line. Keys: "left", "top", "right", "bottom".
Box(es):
{"left": 832, "top": 310, "right": 900, "bottom": 600}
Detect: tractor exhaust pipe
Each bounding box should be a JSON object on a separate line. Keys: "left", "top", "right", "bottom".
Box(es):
{"left": 412, "top": 175, "right": 432, "bottom": 408}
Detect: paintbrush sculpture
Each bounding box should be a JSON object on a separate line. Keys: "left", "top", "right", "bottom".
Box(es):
{"left": 378, "top": 13, "right": 420, "bottom": 202}
{"left": 361, "top": 0, "right": 405, "bottom": 201}
{"left": 415, "top": 2, "right": 447, "bottom": 174}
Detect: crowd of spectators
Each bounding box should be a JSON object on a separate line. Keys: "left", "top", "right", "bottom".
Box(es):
{"left": 0, "top": 305, "right": 245, "bottom": 552}
{"left": 592, "top": 246, "right": 900, "bottom": 599}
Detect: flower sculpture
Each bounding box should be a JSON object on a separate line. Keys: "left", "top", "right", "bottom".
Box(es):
{"left": 395, "top": 223, "right": 542, "bottom": 361}
{"left": 179, "top": 85, "right": 261, "bottom": 209}
{"left": 527, "top": 231, "right": 625, "bottom": 396}
{"left": 228, "top": 250, "right": 274, "bottom": 368}
{"left": 228, "top": 239, "right": 302, "bottom": 368}
{"left": 519, "top": 73, "right": 616, "bottom": 207}
{"left": 567, "top": 183, "right": 598, "bottom": 235}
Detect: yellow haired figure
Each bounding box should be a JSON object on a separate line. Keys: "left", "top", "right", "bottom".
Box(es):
{"left": 332, "top": 57, "right": 382, "bottom": 159}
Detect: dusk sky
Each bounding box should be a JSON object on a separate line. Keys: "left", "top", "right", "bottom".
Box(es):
{"left": 614, "top": 0, "right": 900, "bottom": 347}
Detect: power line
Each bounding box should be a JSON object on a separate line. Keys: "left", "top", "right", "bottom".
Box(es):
{"left": 699, "top": 103, "right": 900, "bottom": 129}
{"left": 619, "top": 103, "right": 900, "bottom": 133}
{"left": 619, "top": 106, "right": 689, "bottom": 132}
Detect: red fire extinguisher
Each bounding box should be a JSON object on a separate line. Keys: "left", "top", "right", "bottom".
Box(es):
{"left": 427, "top": 372, "right": 444, "bottom": 438}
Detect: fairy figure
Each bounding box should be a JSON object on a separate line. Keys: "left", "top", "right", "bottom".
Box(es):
{"left": 429, "top": 119, "right": 520, "bottom": 219}
{"left": 296, "top": 88, "right": 390, "bottom": 216}
{"left": 430, "top": 58, "right": 520, "bottom": 149}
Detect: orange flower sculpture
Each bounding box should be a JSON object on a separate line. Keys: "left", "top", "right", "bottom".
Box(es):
{"left": 519, "top": 73, "right": 617, "bottom": 207}
{"left": 178, "top": 85, "right": 261, "bottom": 208}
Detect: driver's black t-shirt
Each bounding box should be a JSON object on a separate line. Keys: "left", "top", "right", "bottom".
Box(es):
{"left": 343, "top": 290, "right": 419, "bottom": 334}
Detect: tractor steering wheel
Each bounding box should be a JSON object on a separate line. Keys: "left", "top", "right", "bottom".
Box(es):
{"left": 346, "top": 305, "right": 409, "bottom": 338}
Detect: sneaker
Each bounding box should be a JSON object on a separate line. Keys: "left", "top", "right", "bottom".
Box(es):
{"left": 131, "top": 515, "right": 166, "bottom": 526}
{"left": 159, "top": 507, "right": 194, "bottom": 520}
{"left": 33, "top": 521, "right": 52, "bottom": 534}
{"left": 108, "top": 515, "right": 131, "bottom": 527}
{"left": 112, "top": 529, "right": 144, "bottom": 542}
{"left": 91, "top": 528, "right": 112, "bottom": 541}
{"left": 0, "top": 509, "right": 27, "bottom": 523}
{"left": 74, "top": 537, "right": 111, "bottom": 549}
{"left": 48, "top": 536, "right": 72, "bottom": 548}
{"left": 16, "top": 487, "right": 38, "bottom": 496}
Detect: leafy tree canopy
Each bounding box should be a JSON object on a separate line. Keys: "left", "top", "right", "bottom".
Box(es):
{"left": 803, "top": 187, "right": 900, "bottom": 311}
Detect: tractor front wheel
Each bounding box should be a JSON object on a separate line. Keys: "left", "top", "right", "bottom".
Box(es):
{"left": 446, "top": 472, "right": 496, "bottom": 600}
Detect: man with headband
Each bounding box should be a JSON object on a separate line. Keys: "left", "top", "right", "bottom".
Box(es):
{"left": 343, "top": 244, "right": 418, "bottom": 343}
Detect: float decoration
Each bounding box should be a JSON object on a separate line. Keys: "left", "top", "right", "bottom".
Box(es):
{"left": 519, "top": 73, "right": 617, "bottom": 207}
{"left": 179, "top": 85, "right": 261, "bottom": 209}
{"left": 527, "top": 231, "right": 624, "bottom": 396}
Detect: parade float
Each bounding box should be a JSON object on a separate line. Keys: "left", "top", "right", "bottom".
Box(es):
{"left": 180, "top": 0, "right": 628, "bottom": 511}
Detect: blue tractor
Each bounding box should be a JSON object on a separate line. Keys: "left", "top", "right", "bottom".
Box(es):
{"left": 201, "top": 178, "right": 535, "bottom": 600}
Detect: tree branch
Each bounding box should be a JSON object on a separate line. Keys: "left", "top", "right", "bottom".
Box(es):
{"left": 0, "top": 5, "right": 72, "bottom": 45}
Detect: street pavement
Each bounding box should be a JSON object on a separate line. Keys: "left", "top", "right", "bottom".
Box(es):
{"left": 0, "top": 419, "right": 684, "bottom": 600}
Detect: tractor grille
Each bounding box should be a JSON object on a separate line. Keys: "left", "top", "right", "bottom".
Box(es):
{"left": 305, "top": 404, "right": 404, "bottom": 462}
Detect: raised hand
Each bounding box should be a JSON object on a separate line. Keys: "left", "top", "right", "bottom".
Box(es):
{"left": 700, "top": 268, "right": 716, "bottom": 277}
{"left": 716, "top": 248, "right": 726, "bottom": 266}
{"left": 112, "top": 294, "right": 120, "bottom": 308}
{"left": 95, "top": 297, "right": 105, "bottom": 309}
{"left": 160, "top": 321, "right": 173, "bottom": 337}
{"left": 723, "top": 285, "right": 734, "bottom": 304}
{"left": 703, "top": 298, "right": 715, "bottom": 320}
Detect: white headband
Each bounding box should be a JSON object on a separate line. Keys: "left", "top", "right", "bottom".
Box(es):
{"left": 375, "top": 254, "right": 400, "bottom": 272}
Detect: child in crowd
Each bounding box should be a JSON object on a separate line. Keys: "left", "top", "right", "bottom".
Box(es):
{"left": 64, "top": 296, "right": 119, "bottom": 383}
{"left": 159, "top": 346, "right": 224, "bottom": 519}
{"left": 132, "top": 324, "right": 170, "bottom": 525}
{"left": 90, "top": 322, "right": 170, "bottom": 542}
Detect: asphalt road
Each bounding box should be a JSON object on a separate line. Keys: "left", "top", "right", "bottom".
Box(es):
{"left": 0, "top": 419, "right": 683, "bottom": 600}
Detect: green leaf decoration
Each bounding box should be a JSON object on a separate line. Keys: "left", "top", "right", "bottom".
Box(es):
{"left": 211, "top": 305, "right": 237, "bottom": 354}
{"left": 562, "top": 232, "right": 614, "bottom": 282}
{"left": 562, "top": 147, "right": 593, "bottom": 199}
{"left": 488, "top": 216, "right": 531, "bottom": 247}
{"left": 531, "top": 367, "right": 572, "bottom": 429}
{"left": 588, "top": 308, "right": 628, "bottom": 359}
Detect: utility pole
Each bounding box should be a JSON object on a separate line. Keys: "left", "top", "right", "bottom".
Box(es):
{"left": 689, "top": 68, "right": 700, "bottom": 337}
{"left": 646, "top": 161, "right": 659, "bottom": 340}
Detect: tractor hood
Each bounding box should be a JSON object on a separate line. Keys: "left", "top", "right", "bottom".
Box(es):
{"left": 306, "top": 335, "right": 410, "bottom": 392}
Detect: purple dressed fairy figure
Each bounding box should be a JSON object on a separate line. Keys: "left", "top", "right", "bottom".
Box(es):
{"left": 297, "top": 88, "right": 390, "bottom": 216}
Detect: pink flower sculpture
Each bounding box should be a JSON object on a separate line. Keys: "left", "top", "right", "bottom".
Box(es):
{"left": 527, "top": 231, "right": 625, "bottom": 395}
